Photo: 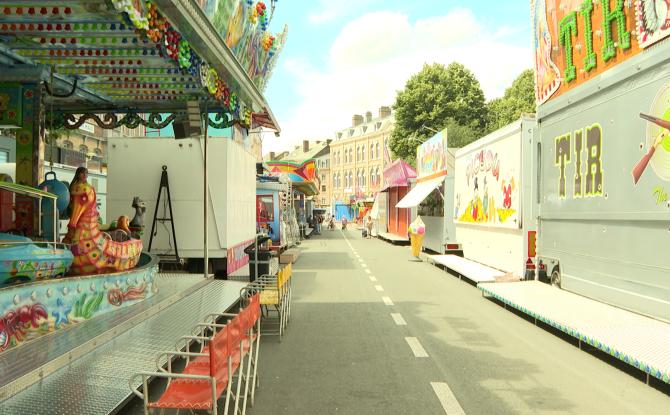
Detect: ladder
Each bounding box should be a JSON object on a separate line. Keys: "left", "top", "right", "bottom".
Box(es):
{"left": 148, "top": 165, "right": 181, "bottom": 265}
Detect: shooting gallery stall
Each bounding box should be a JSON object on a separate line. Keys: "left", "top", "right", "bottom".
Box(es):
{"left": 533, "top": 0, "right": 670, "bottom": 321}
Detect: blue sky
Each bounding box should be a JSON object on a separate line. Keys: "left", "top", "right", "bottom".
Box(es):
{"left": 263, "top": 1, "right": 533, "bottom": 153}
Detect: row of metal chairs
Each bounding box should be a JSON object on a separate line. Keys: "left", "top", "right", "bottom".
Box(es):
{"left": 248, "top": 263, "right": 293, "bottom": 341}
{"left": 129, "top": 292, "right": 262, "bottom": 415}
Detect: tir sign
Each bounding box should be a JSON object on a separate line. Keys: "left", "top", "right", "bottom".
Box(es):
{"left": 555, "top": 123, "right": 604, "bottom": 199}
{"left": 558, "top": 0, "right": 631, "bottom": 83}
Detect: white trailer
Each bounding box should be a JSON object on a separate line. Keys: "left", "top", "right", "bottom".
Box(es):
{"left": 107, "top": 137, "right": 256, "bottom": 272}
{"left": 453, "top": 115, "right": 538, "bottom": 279}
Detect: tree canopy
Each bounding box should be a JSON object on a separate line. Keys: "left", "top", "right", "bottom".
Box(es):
{"left": 486, "top": 69, "right": 535, "bottom": 132}
{"left": 389, "top": 62, "right": 487, "bottom": 162}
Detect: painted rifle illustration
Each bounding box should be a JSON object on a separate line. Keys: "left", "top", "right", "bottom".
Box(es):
{"left": 632, "top": 113, "right": 670, "bottom": 184}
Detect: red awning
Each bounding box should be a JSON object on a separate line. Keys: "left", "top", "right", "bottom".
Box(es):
{"left": 251, "top": 107, "right": 281, "bottom": 132}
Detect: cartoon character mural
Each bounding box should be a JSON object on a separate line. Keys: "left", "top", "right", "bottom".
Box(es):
{"left": 636, "top": 0, "right": 670, "bottom": 48}
{"left": 532, "top": 0, "right": 561, "bottom": 104}
{"left": 455, "top": 137, "right": 521, "bottom": 228}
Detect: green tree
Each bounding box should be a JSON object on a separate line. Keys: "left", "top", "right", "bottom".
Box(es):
{"left": 443, "top": 118, "right": 480, "bottom": 149}
{"left": 390, "top": 62, "right": 487, "bottom": 161}
{"left": 486, "top": 69, "right": 536, "bottom": 132}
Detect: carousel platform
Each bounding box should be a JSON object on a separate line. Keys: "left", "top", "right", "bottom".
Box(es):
{"left": 480, "top": 281, "right": 670, "bottom": 385}
{"left": 0, "top": 274, "right": 246, "bottom": 415}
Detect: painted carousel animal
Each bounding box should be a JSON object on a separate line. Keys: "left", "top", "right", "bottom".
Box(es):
{"left": 64, "top": 181, "right": 142, "bottom": 275}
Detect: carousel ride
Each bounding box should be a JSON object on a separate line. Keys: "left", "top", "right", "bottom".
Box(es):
{"left": 0, "top": 174, "right": 157, "bottom": 354}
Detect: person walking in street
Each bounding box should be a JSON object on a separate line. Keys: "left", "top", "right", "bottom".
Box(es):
{"left": 365, "top": 215, "right": 373, "bottom": 239}
{"left": 316, "top": 214, "right": 323, "bottom": 235}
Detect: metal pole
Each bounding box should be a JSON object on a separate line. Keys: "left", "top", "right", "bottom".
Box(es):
{"left": 203, "top": 103, "right": 209, "bottom": 279}
{"left": 53, "top": 201, "right": 57, "bottom": 245}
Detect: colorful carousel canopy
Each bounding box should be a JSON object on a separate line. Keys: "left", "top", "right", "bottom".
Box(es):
{"left": 266, "top": 159, "right": 319, "bottom": 196}
{"left": 0, "top": 0, "right": 283, "bottom": 131}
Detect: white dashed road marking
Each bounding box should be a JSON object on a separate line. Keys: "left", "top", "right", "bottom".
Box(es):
{"left": 430, "top": 382, "right": 466, "bottom": 414}
{"left": 369, "top": 276, "right": 377, "bottom": 282}
{"left": 364, "top": 269, "right": 371, "bottom": 274}
{"left": 405, "top": 337, "right": 429, "bottom": 358}
{"left": 374, "top": 285, "right": 384, "bottom": 292}
{"left": 382, "top": 296, "right": 394, "bottom": 306}
{"left": 391, "top": 313, "right": 407, "bottom": 325}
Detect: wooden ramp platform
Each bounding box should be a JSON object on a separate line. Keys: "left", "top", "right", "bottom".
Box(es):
{"left": 479, "top": 281, "right": 670, "bottom": 385}
{"left": 429, "top": 254, "right": 505, "bottom": 283}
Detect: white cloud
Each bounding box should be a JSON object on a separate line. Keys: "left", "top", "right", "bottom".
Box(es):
{"left": 308, "top": 0, "right": 373, "bottom": 24}
{"left": 265, "top": 8, "right": 531, "bottom": 154}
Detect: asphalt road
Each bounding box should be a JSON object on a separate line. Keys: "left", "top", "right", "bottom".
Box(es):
{"left": 247, "top": 228, "right": 670, "bottom": 415}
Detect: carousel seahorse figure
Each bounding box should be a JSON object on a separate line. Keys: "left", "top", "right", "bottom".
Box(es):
{"left": 65, "top": 181, "right": 142, "bottom": 275}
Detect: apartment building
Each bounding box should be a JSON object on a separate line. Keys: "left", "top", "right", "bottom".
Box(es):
{"left": 330, "top": 106, "right": 394, "bottom": 205}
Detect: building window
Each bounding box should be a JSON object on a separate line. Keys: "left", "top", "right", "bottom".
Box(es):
{"left": 94, "top": 148, "right": 103, "bottom": 157}
{"left": 62, "top": 140, "right": 74, "bottom": 150}
{"left": 375, "top": 167, "right": 380, "bottom": 185}
{"left": 375, "top": 142, "right": 380, "bottom": 159}
{"left": 370, "top": 168, "right": 375, "bottom": 185}
{"left": 79, "top": 144, "right": 89, "bottom": 154}
{"left": 0, "top": 150, "right": 8, "bottom": 163}
{"left": 369, "top": 143, "right": 374, "bottom": 159}
{"left": 322, "top": 197, "right": 326, "bottom": 205}
{"left": 321, "top": 185, "right": 326, "bottom": 191}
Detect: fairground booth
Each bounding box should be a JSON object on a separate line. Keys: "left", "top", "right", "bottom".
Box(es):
{"left": 266, "top": 159, "right": 320, "bottom": 232}
{"left": 0, "top": 1, "right": 285, "bottom": 412}
{"left": 397, "top": 129, "right": 456, "bottom": 253}
{"left": 379, "top": 158, "right": 416, "bottom": 241}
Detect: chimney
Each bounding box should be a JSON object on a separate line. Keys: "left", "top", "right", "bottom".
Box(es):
{"left": 269, "top": 151, "right": 275, "bottom": 160}
{"left": 365, "top": 111, "right": 372, "bottom": 122}
{"left": 379, "top": 106, "right": 391, "bottom": 118}
{"left": 352, "top": 114, "right": 364, "bottom": 127}
{"left": 303, "top": 140, "right": 309, "bottom": 152}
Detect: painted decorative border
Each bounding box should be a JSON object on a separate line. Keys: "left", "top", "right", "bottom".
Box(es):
{"left": 0, "top": 263, "right": 158, "bottom": 354}
{"left": 479, "top": 285, "right": 670, "bottom": 384}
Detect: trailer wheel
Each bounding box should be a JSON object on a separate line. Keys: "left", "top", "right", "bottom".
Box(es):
{"left": 550, "top": 267, "right": 561, "bottom": 288}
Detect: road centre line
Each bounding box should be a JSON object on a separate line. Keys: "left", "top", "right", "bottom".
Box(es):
{"left": 391, "top": 313, "right": 407, "bottom": 325}
{"left": 369, "top": 276, "right": 377, "bottom": 282}
{"left": 405, "top": 337, "right": 429, "bottom": 358}
{"left": 430, "top": 382, "right": 466, "bottom": 414}
{"left": 374, "top": 285, "right": 384, "bottom": 292}
{"left": 364, "top": 269, "right": 371, "bottom": 274}
{"left": 382, "top": 296, "right": 394, "bottom": 306}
